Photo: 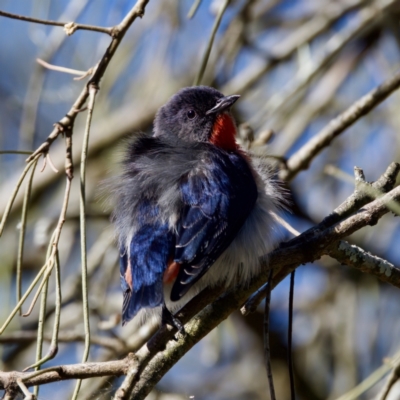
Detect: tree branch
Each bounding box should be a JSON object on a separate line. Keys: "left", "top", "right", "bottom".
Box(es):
{"left": 26, "top": 0, "right": 150, "bottom": 166}
{"left": 280, "top": 69, "right": 400, "bottom": 181}
{"left": 242, "top": 162, "right": 400, "bottom": 314}
{"left": 328, "top": 241, "right": 400, "bottom": 283}
{"left": 0, "top": 355, "right": 137, "bottom": 392}
{"left": 120, "top": 183, "right": 400, "bottom": 399}
{"left": 0, "top": 10, "right": 113, "bottom": 35}
{"left": 2, "top": 182, "right": 400, "bottom": 395}
{"left": 376, "top": 355, "right": 400, "bottom": 400}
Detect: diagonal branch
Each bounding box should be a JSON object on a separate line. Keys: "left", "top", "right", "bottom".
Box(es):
{"left": 1, "top": 182, "right": 400, "bottom": 395}
{"left": 328, "top": 241, "right": 399, "bottom": 282}
{"left": 243, "top": 162, "right": 400, "bottom": 314}
{"left": 119, "top": 183, "right": 400, "bottom": 399}
{"left": 279, "top": 69, "right": 400, "bottom": 181}
{"left": 376, "top": 354, "right": 400, "bottom": 400}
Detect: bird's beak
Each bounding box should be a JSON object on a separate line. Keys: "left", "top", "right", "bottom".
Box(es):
{"left": 206, "top": 94, "right": 240, "bottom": 115}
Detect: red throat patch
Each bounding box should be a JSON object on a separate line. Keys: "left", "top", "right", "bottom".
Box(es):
{"left": 210, "top": 114, "right": 238, "bottom": 151}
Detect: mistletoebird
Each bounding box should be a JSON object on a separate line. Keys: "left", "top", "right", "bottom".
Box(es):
{"left": 112, "top": 86, "right": 285, "bottom": 329}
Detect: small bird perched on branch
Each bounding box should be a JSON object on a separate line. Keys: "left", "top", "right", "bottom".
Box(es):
{"left": 112, "top": 86, "right": 285, "bottom": 329}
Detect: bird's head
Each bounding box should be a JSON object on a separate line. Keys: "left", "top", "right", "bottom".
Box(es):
{"left": 154, "top": 86, "right": 240, "bottom": 151}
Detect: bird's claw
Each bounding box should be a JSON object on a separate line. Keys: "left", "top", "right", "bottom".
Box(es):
{"left": 162, "top": 304, "right": 185, "bottom": 337}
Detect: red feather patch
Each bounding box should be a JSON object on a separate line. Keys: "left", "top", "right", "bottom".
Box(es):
{"left": 163, "top": 261, "right": 181, "bottom": 284}
{"left": 125, "top": 259, "right": 133, "bottom": 290}
{"left": 210, "top": 113, "right": 238, "bottom": 151}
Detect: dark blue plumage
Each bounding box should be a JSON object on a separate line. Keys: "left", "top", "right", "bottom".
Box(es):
{"left": 120, "top": 219, "right": 174, "bottom": 324}
{"left": 172, "top": 150, "right": 257, "bottom": 300}
{"left": 116, "top": 134, "right": 257, "bottom": 322}
{"left": 112, "top": 86, "right": 283, "bottom": 327}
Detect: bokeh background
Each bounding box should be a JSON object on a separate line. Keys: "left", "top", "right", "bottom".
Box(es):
{"left": 1, "top": 0, "right": 400, "bottom": 399}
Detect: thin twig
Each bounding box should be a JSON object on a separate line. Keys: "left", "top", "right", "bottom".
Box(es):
{"left": 0, "top": 264, "right": 48, "bottom": 334}
{"left": 26, "top": 0, "right": 150, "bottom": 166}
{"left": 21, "top": 161, "right": 73, "bottom": 318}
{"left": 0, "top": 173, "right": 72, "bottom": 333}
{"left": 33, "top": 240, "right": 52, "bottom": 398}
{"left": 19, "top": 0, "right": 90, "bottom": 151}
{"left": 16, "top": 378, "right": 35, "bottom": 400}
{"left": 0, "top": 154, "right": 41, "bottom": 238}
{"left": 45, "top": 153, "right": 59, "bottom": 173}
{"left": 193, "top": 0, "right": 230, "bottom": 86}
{"left": 320, "top": 163, "right": 400, "bottom": 229}
{"left": 23, "top": 251, "right": 62, "bottom": 372}
{"left": 0, "top": 9, "right": 113, "bottom": 35}
{"left": 187, "top": 0, "right": 202, "bottom": 19}
{"left": 264, "top": 269, "right": 276, "bottom": 400}
{"left": 71, "top": 84, "right": 97, "bottom": 400}
{"left": 16, "top": 158, "right": 38, "bottom": 314}
{"left": 335, "top": 351, "right": 400, "bottom": 400}
{"left": 376, "top": 355, "right": 400, "bottom": 400}
{"left": 21, "top": 244, "right": 55, "bottom": 318}
{"left": 36, "top": 58, "right": 89, "bottom": 76}
{"left": 23, "top": 251, "right": 61, "bottom": 372}
{"left": 324, "top": 164, "right": 355, "bottom": 184}
{"left": 288, "top": 271, "right": 296, "bottom": 400}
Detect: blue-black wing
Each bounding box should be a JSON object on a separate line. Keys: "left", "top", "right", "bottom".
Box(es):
{"left": 120, "top": 204, "right": 174, "bottom": 325}
{"left": 170, "top": 151, "right": 258, "bottom": 301}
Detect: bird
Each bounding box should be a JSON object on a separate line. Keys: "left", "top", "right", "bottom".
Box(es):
{"left": 112, "top": 86, "right": 285, "bottom": 329}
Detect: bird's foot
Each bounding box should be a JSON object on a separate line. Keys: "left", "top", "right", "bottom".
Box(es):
{"left": 161, "top": 304, "right": 185, "bottom": 337}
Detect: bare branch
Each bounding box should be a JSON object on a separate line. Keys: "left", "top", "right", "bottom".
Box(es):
{"left": 120, "top": 183, "right": 400, "bottom": 399}
{"left": 264, "top": 270, "right": 276, "bottom": 400}
{"left": 26, "top": 0, "right": 150, "bottom": 165}
{"left": 71, "top": 83, "right": 98, "bottom": 400}
{"left": 0, "top": 355, "right": 137, "bottom": 391}
{"left": 0, "top": 10, "right": 113, "bottom": 35}
{"left": 36, "top": 58, "right": 89, "bottom": 77}
{"left": 328, "top": 241, "right": 400, "bottom": 283}
{"left": 335, "top": 351, "right": 400, "bottom": 400}
{"left": 193, "top": 0, "right": 230, "bottom": 86}
{"left": 242, "top": 162, "right": 400, "bottom": 315}
{"left": 280, "top": 70, "right": 400, "bottom": 181}
{"left": 1, "top": 180, "right": 400, "bottom": 395}
{"left": 0, "top": 155, "right": 40, "bottom": 238}
{"left": 376, "top": 356, "right": 400, "bottom": 400}
{"left": 187, "top": 0, "right": 202, "bottom": 19}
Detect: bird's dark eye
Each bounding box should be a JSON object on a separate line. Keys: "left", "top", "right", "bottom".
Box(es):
{"left": 187, "top": 110, "right": 196, "bottom": 119}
